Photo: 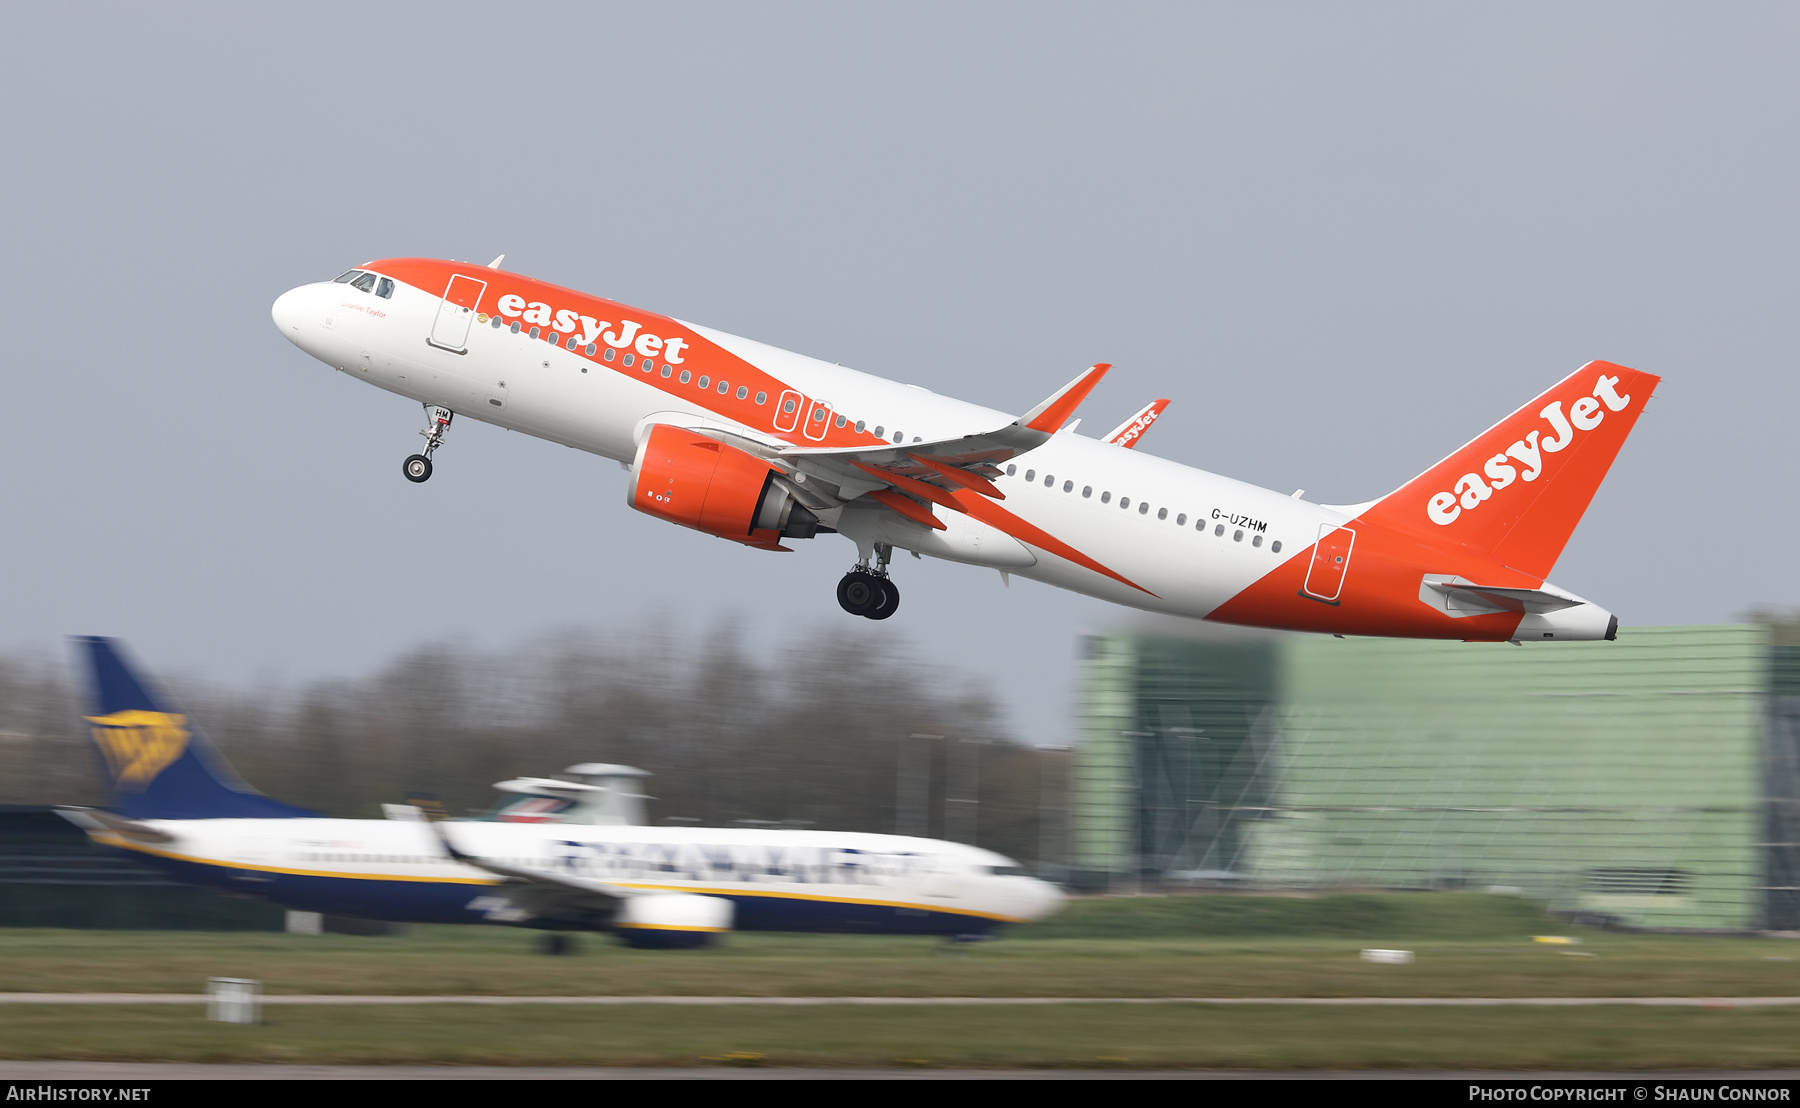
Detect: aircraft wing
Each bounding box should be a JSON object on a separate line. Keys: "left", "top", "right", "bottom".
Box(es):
{"left": 772, "top": 363, "right": 1111, "bottom": 524}
{"left": 429, "top": 819, "right": 646, "bottom": 928}
{"left": 1103, "top": 399, "right": 1169, "bottom": 449}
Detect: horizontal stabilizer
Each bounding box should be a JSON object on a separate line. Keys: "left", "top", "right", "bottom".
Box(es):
{"left": 54, "top": 806, "right": 175, "bottom": 843}
{"left": 1420, "top": 575, "right": 1584, "bottom": 616}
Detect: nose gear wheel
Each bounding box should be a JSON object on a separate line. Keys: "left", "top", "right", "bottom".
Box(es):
{"left": 404, "top": 405, "right": 453, "bottom": 483}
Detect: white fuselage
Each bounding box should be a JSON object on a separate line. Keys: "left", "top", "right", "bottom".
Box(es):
{"left": 272, "top": 273, "right": 1333, "bottom": 619}
{"left": 94, "top": 818, "right": 1064, "bottom": 933}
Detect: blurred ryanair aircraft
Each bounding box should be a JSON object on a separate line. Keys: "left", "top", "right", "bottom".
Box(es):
{"left": 58, "top": 638, "right": 1063, "bottom": 947}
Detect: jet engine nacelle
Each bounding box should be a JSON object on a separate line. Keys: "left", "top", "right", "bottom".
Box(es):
{"left": 629, "top": 424, "right": 819, "bottom": 549}
{"left": 615, "top": 892, "right": 735, "bottom": 949}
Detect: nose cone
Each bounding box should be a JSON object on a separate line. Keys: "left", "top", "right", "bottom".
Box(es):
{"left": 271, "top": 286, "right": 309, "bottom": 345}
{"left": 1014, "top": 877, "right": 1066, "bottom": 923}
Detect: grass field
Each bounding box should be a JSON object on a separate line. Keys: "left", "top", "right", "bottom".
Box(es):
{"left": 6, "top": 893, "right": 1800, "bottom": 1069}
{"left": 8, "top": 1005, "right": 1800, "bottom": 1070}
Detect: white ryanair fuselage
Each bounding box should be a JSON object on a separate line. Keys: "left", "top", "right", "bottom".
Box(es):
{"left": 273, "top": 259, "right": 1653, "bottom": 642}
{"left": 91, "top": 817, "right": 1062, "bottom": 933}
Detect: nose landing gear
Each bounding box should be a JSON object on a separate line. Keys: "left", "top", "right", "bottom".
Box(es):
{"left": 403, "top": 405, "right": 453, "bottom": 484}
{"left": 837, "top": 543, "right": 900, "bottom": 620}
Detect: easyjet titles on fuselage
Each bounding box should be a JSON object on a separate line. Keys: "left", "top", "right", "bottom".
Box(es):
{"left": 492, "top": 294, "right": 689, "bottom": 364}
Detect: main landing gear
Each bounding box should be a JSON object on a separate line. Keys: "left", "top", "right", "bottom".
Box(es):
{"left": 403, "top": 405, "right": 453, "bottom": 483}
{"left": 837, "top": 543, "right": 900, "bottom": 620}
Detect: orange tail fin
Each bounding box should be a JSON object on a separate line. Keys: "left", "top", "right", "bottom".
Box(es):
{"left": 1357, "top": 361, "right": 1660, "bottom": 580}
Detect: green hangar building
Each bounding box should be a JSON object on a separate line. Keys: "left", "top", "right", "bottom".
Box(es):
{"left": 1071, "top": 625, "right": 1800, "bottom": 931}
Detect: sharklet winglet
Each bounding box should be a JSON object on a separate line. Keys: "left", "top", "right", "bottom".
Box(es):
{"left": 1019, "top": 364, "right": 1110, "bottom": 433}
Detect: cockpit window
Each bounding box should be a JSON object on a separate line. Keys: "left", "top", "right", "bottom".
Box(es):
{"left": 375, "top": 277, "right": 394, "bottom": 299}
{"left": 350, "top": 272, "right": 379, "bottom": 293}
{"left": 334, "top": 270, "right": 364, "bottom": 284}
{"left": 985, "top": 865, "right": 1025, "bottom": 876}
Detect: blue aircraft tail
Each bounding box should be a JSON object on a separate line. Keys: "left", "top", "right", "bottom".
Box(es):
{"left": 75, "top": 637, "right": 314, "bottom": 820}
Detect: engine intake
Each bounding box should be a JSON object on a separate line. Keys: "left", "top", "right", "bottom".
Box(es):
{"left": 614, "top": 892, "right": 735, "bottom": 949}
{"left": 630, "top": 424, "right": 818, "bottom": 547}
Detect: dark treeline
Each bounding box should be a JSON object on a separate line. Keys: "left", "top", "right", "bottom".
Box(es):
{"left": 0, "top": 628, "right": 1068, "bottom": 868}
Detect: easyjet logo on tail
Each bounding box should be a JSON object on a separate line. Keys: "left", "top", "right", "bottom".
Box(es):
{"left": 494, "top": 294, "right": 688, "bottom": 363}
{"left": 1426, "top": 374, "right": 1634, "bottom": 526}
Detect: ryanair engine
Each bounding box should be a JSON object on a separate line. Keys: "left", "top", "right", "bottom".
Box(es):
{"left": 615, "top": 892, "right": 735, "bottom": 949}
{"left": 629, "top": 424, "right": 820, "bottom": 549}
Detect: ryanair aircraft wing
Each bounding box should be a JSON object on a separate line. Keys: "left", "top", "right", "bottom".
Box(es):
{"left": 428, "top": 815, "right": 647, "bottom": 929}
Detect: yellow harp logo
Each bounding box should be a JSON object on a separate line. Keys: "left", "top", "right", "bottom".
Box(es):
{"left": 86, "top": 710, "right": 190, "bottom": 791}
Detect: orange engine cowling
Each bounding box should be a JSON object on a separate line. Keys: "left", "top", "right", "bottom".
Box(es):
{"left": 629, "top": 424, "right": 821, "bottom": 549}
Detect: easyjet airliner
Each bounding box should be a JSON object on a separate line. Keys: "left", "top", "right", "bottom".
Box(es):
{"left": 273, "top": 259, "right": 1658, "bottom": 642}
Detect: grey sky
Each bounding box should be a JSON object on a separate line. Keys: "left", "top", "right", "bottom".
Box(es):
{"left": 1, "top": 4, "right": 1794, "bottom": 746}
